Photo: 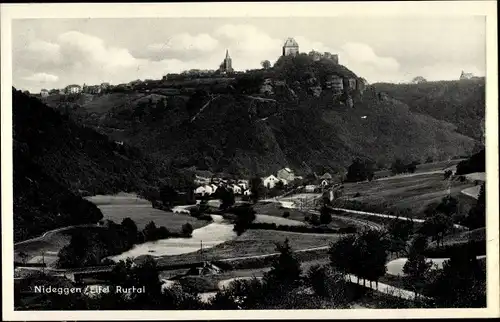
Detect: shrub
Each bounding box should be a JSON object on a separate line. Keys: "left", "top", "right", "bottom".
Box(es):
{"left": 282, "top": 211, "right": 290, "bottom": 218}
{"left": 182, "top": 222, "right": 194, "bottom": 236}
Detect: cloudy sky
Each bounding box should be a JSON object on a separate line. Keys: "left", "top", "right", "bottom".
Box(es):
{"left": 12, "top": 16, "right": 486, "bottom": 92}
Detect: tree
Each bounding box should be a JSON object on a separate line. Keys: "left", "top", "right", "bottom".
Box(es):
{"left": 182, "top": 222, "right": 194, "bottom": 236}
{"left": 143, "top": 221, "right": 158, "bottom": 241}
{"left": 233, "top": 205, "right": 257, "bottom": 235}
{"left": 391, "top": 158, "right": 407, "bottom": 174}
{"left": 217, "top": 187, "right": 235, "bottom": 210}
{"left": 307, "top": 264, "right": 349, "bottom": 303}
{"left": 121, "top": 217, "right": 139, "bottom": 245}
{"left": 387, "top": 218, "right": 414, "bottom": 256}
{"left": 354, "top": 230, "right": 389, "bottom": 287}
{"left": 261, "top": 60, "right": 271, "bottom": 70}
{"left": 319, "top": 206, "right": 333, "bottom": 225}
{"left": 159, "top": 185, "right": 178, "bottom": 208}
{"left": 249, "top": 177, "right": 264, "bottom": 203}
{"left": 403, "top": 234, "right": 433, "bottom": 300}
{"left": 426, "top": 243, "right": 486, "bottom": 307}
{"left": 264, "top": 239, "right": 302, "bottom": 289}
{"left": 345, "top": 158, "right": 375, "bottom": 183}
{"left": 443, "top": 170, "right": 453, "bottom": 180}
{"left": 309, "top": 213, "right": 320, "bottom": 226}
{"left": 411, "top": 76, "right": 427, "bottom": 84}
{"left": 329, "top": 234, "right": 358, "bottom": 275}
{"left": 18, "top": 252, "right": 28, "bottom": 264}
{"left": 420, "top": 213, "right": 453, "bottom": 247}
{"left": 464, "top": 183, "right": 485, "bottom": 229}
{"left": 435, "top": 196, "right": 458, "bottom": 217}
{"left": 282, "top": 211, "right": 290, "bottom": 218}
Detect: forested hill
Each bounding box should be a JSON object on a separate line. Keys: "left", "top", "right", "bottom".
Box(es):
{"left": 40, "top": 55, "right": 482, "bottom": 177}
{"left": 12, "top": 88, "right": 190, "bottom": 241}
{"left": 371, "top": 78, "right": 485, "bottom": 141}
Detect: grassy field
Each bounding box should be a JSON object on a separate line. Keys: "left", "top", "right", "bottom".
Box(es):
{"left": 338, "top": 173, "right": 475, "bottom": 217}
{"left": 374, "top": 159, "right": 464, "bottom": 179}
{"left": 254, "top": 201, "right": 353, "bottom": 229}
{"left": 156, "top": 229, "right": 341, "bottom": 266}
{"left": 254, "top": 202, "right": 307, "bottom": 221}
{"left": 87, "top": 194, "right": 210, "bottom": 232}
{"left": 254, "top": 214, "right": 306, "bottom": 226}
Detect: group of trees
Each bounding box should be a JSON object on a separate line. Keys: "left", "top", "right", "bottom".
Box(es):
{"left": 390, "top": 159, "right": 419, "bottom": 175}
{"left": 345, "top": 158, "right": 375, "bottom": 182}
{"left": 329, "top": 230, "right": 389, "bottom": 288}
{"left": 57, "top": 217, "right": 194, "bottom": 268}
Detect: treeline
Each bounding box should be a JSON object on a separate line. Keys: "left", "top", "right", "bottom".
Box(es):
{"left": 57, "top": 217, "right": 194, "bottom": 268}
{"left": 455, "top": 149, "right": 485, "bottom": 175}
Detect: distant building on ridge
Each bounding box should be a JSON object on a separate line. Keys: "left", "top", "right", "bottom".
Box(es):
{"left": 219, "top": 49, "right": 234, "bottom": 74}
{"left": 282, "top": 38, "right": 299, "bottom": 57}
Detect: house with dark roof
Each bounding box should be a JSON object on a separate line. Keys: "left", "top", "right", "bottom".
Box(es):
{"left": 277, "top": 167, "right": 295, "bottom": 182}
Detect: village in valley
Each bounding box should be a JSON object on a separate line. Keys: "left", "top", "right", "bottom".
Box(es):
{"left": 10, "top": 11, "right": 490, "bottom": 313}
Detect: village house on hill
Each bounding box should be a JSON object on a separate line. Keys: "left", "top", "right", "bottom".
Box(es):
{"left": 262, "top": 174, "right": 282, "bottom": 189}
{"left": 40, "top": 89, "right": 49, "bottom": 97}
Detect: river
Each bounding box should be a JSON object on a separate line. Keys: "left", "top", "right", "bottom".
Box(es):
{"left": 108, "top": 214, "right": 236, "bottom": 262}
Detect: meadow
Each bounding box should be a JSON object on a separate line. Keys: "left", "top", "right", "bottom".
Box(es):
{"left": 338, "top": 172, "right": 475, "bottom": 217}
{"left": 86, "top": 193, "right": 210, "bottom": 232}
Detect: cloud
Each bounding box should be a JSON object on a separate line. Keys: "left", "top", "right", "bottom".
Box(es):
{"left": 13, "top": 22, "right": 482, "bottom": 91}
{"left": 23, "top": 72, "right": 59, "bottom": 83}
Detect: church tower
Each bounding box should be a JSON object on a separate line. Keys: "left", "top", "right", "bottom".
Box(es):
{"left": 219, "top": 49, "right": 234, "bottom": 73}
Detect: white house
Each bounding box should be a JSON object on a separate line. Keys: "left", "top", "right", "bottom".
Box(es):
{"left": 40, "top": 89, "right": 49, "bottom": 97}
{"left": 277, "top": 167, "right": 295, "bottom": 182}
{"left": 305, "top": 185, "right": 317, "bottom": 193}
{"left": 243, "top": 189, "right": 252, "bottom": 196}
{"left": 210, "top": 184, "right": 218, "bottom": 193}
{"left": 320, "top": 180, "right": 329, "bottom": 188}
{"left": 237, "top": 180, "right": 249, "bottom": 190}
{"left": 232, "top": 184, "right": 243, "bottom": 195}
{"left": 194, "top": 185, "right": 214, "bottom": 196}
{"left": 262, "top": 175, "right": 280, "bottom": 189}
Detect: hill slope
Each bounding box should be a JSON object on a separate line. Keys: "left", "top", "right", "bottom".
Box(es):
{"left": 12, "top": 89, "right": 187, "bottom": 241}
{"left": 49, "top": 84, "right": 477, "bottom": 176}
{"left": 371, "top": 79, "right": 485, "bottom": 141}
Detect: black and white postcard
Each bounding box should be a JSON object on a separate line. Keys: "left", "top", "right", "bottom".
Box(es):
{"left": 1, "top": 1, "right": 498, "bottom": 320}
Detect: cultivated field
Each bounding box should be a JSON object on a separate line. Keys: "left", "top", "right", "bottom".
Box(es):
{"left": 338, "top": 173, "right": 476, "bottom": 217}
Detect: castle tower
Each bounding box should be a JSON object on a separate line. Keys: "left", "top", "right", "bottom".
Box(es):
{"left": 282, "top": 38, "right": 299, "bottom": 57}
{"left": 219, "top": 49, "right": 233, "bottom": 73}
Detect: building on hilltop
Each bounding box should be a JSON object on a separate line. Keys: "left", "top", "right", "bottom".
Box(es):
{"left": 308, "top": 50, "right": 339, "bottom": 64}
{"left": 40, "top": 89, "right": 49, "bottom": 97}
{"left": 460, "top": 70, "right": 474, "bottom": 80}
{"left": 283, "top": 38, "right": 299, "bottom": 56}
{"left": 65, "top": 84, "right": 82, "bottom": 94}
{"left": 218, "top": 49, "right": 234, "bottom": 74}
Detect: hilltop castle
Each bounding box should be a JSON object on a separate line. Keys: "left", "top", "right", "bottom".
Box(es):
{"left": 282, "top": 38, "right": 299, "bottom": 56}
